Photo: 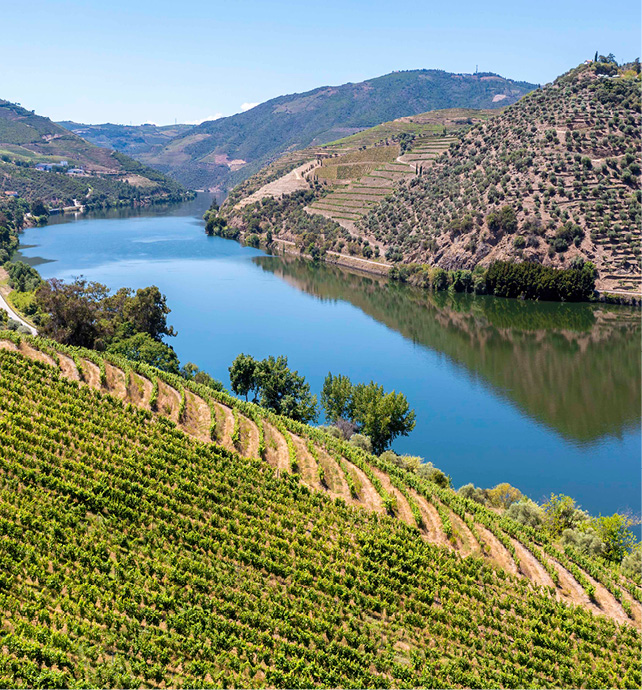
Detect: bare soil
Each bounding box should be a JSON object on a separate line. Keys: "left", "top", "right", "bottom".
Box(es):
{"left": 181, "top": 391, "right": 211, "bottom": 443}
{"left": 80, "top": 360, "right": 101, "bottom": 390}
{"left": 57, "top": 353, "right": 80, "bottom": 381}
{"left": 409, "top": 490, "right": 451, "bottom": 549}
{"left": 475, "top": 525, "right": 518, "bottom": 575}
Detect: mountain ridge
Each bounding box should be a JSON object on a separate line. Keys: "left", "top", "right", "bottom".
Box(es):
{"left": 139, "top": 68, "right": 538, "bottom": 191}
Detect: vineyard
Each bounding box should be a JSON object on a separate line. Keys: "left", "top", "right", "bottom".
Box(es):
{"left": 0, "top": 332, "right": 640, "bottom": 687}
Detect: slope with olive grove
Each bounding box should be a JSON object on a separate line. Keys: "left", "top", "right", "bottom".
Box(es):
{"left": 356, "top": 59, "right": 641, "bottom": 295}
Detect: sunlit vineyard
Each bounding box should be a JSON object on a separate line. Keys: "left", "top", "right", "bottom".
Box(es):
{"left": 0, "top": 333, "right": 640, "bottom": 688}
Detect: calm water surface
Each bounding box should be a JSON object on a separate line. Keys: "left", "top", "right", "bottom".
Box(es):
{"left": 19, "top": 195, "right": 641, "bottom": 516}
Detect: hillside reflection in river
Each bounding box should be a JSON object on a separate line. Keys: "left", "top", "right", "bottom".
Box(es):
{"left": 255, "top": 256, "right": 640, "bottom": 446}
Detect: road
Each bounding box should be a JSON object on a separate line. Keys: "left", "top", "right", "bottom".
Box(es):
{"left": 0, "top": 291, "right": 37, "bottom": 335}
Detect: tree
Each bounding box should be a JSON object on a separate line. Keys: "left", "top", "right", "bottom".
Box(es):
{"left": 31, "top": 199, "right": 47, "bottom": 217}
{"left": 542, "top": 493, "right": 584, "bottom": 536}
{"left": 35, "top": 278, "right": 109, "bottom": 348}
{"left": 107, "top": 333, "right": 180, "bottom": 374}
{"left": 254, "top": 355, "right": 317, "bottom": 423}
{"left": 486, "top": 483, "right": 522, "bottom": 509}
{"left": 123, "top": 286, "right": 176, "bottom": 341}
{"left": 350, "top": 382, "right": 416, "bottom": 454}
{"left": 229, "top": 354, "right": 258, "bottom": 401}
{"left": 591, "top": 513, "right": 637, "bottom": 562}
{"left": 4, "top": 261, "right": 41, "bottom": 292}
{"left": 321, "top": 372, "right": 354, "bottom": 422}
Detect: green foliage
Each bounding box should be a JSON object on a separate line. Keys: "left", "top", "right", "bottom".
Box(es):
{"left": 485, "top": 260, "right": 596, "bottom": 301}
{"left": 229, "top": 353, "right": 317, "bottom": 423}
{"left": 320, "top": 372, "right": 416, "bottom": 454}
{"left": 107, "top": 333, "right": 180, "bottom": 374}
{"left": 34, "top": 278, "right": 176, "bottom": 350}
{"left": 4, "top": 260, "right": 41, "bottom": 292}
{"left": 542, "top": 494, "right": 584, "bottom": 537}
{"left": 321, "top": 372, "right": 354, "bottom": 422}
{"left": 622, "top": 544, "right": 641, "bottom": 581}
{"left": 505, "top": 500, "right": 543, "bottom": 528}
{"left": 591, "top": 513, "right": 637, "bottom": 563}
{"left": 561, "top": 528, "right": 605, "bottom": 558}
{"left": 229, "top": 353, "right": 258, "bottom": 400}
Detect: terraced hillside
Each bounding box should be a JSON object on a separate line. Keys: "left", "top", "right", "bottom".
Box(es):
{"left": 356, "top": 61, "right": 642, "bottom": 295}
{"left": 0, "top": 100, "right": 187, "bottom": 208}
{"left": 222, "top": 109, "right": 495, "bottom": 258}
{"left": 0, "top": 333, "right": 640, "bottom": 687}
{"left": 306, "top": 135, "right": 457, "bottom": 231}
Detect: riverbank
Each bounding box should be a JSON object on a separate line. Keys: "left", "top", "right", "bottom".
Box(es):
{"left": 235, "top": 228, "right": 641, "bottom": 305}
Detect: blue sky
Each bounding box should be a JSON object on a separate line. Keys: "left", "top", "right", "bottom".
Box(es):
{"left": 4, "top": 0, "right": 640, "bottom": 125}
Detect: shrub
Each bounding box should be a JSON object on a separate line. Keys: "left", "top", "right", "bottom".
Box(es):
{"left": 349, "top": 433, "right": 373, "bottom": 453}
{"left": 506, "top": 500, "right": 544, "bottom": 528}
{"left": 560, "top": 528, "right": 605, "bottom": 558}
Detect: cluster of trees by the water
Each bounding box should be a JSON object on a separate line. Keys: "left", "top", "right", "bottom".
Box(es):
{"left": 389, "top": 259, "right": 597, "bottom": 301}
{"left": 229, "top": 354, "right": 416, "bottom": 452}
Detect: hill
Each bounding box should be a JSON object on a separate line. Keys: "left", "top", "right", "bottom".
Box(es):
{"left": 0, "top": 331, "right": 640, "bottom": 687}
{"left": 354, "top": 60, "right": 641, "bottom": 294}
{"left": 57, "top": 120, "right": 194, "bottom": 156}
{"left": 140, "top": 69, "right": 537, "bottom": 191}
{"left": 0, "top": 100, "right": 187, "bottom": 209}
{"left": 218, "top": 61, "right": 641, "bottom": 297}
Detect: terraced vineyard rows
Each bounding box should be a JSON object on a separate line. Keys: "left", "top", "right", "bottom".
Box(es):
{"left": 0, "top": 335, "right": 640, "bottom": 687}
{"left": 306, "top": 136, "right": 455, "bottom": 231}
{"left": 1, "top": 331, "right": 640, "bottom": 633}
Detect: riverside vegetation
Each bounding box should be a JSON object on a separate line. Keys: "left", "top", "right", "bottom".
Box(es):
{"left": 0, "top": 328, "right": 640, "bottom": 688}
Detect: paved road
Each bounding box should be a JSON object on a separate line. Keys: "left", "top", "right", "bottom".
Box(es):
{"left": 0, "top": 291, "right": 37, "bottom": 335}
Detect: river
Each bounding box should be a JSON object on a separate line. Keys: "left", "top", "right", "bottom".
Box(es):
{"left": 18, "top": 194, "right": 641, "bottom": 517}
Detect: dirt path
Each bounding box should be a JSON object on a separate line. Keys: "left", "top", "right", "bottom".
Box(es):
{"left": 212, "top": 401, "right": 235, "bottom": 451}
{"left": 343, "top": 461, "right": 385, "bottom": 514}
{"left": 238, "top": 414, "right": 260, "bottom": 458}
{"left": 181, "top": 391, "right": 211, "bottom": 443}
{"left": 409, "top": 490, "right": 451, "bottom": 548}
{"left": 510, "top": 539, "right": 555, "bottom": 590}
{"left": 317, "top": 448, "right": 352, "bottom": 501}
{"left": 104, "top": 362, "right": 127, "bottom": 400}
{"left": 0, "top": 340, "right": 18, "bottom": 352}
{"left": 584, "top": 571, "right": 633, "bottom": 627}
{"left": 475, "top": 525, "right": 519, "bottom": 575}
{"left": 157, "top": 380, "right": 181, "bottom": 423}
{"left": 57, "top": 353, "right": 80, "bottom": 381}
{"left": 291, "top": 435, "right": 322, "bottom": 490}
{"left": 550, "top": 559, "right": 601, "bottom": 616}
{"left": 127, "top": 372, "right": 152, "bottom": 409}
{"left": 19, "top": 341, "right": 56, "bottom": 368}
{"left": 449, "top": 512, "right": 481, "bottom": 558}
{"left": 371, "top": 467, "right": 415, "bottom": 527}
{"left": 263, "top": 422, "right": 290, "bottom": 473}
{"left": 80, "top": 360, "right": 101, "bottom": 390}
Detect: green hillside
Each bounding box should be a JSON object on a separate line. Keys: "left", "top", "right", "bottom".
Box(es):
{"left": 141, "top": 69, "right": 537, "bottom": 191}
{"left": 57, "top": 121, "right": 194, "bottom": 157}
{"left": 0, "top": 332, "right": 640, "bottom": 687}
{"left": 0, "top": 100, "right": 187, "bottom": 208}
